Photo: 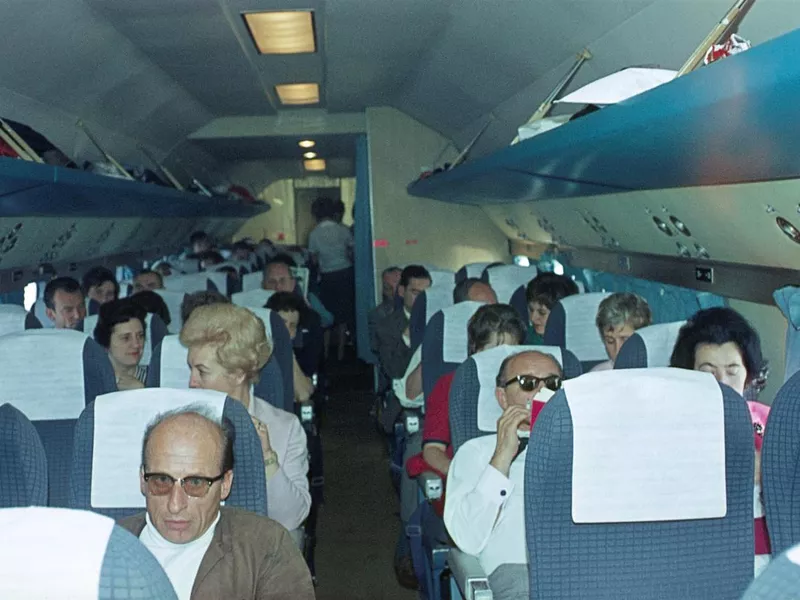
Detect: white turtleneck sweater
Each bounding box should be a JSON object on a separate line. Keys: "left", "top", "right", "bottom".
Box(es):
{"left": 139, "top": 512, "right": 220, "bottom": 600}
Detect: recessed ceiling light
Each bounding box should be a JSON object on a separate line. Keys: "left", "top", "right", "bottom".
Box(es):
{"left": 275, "top": 83, "right": 319, "bottom": 106}
{"left": 303, "top": 151, "right": 317, "bottom": 159}
{"left": 298, "top": 140, "right": 315, "bottom": 149}
{"left": 304, "top": 159, "right": 326, "bottom": 171}
{"left": 243, "top": 11, "right": 316, "bottom": 55}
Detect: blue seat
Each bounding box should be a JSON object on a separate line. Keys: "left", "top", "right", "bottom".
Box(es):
{"left": 249, "top": 307, "right": 295, "bottom": 413}
{"left": 0, "top": 330, "right": 116, "bottom": 507}
{"left": 409, "top": 287, "right": 454, "bottom": 350}
{"left": 69, "top": 388, "right": 267, "bottom": 519}
{"left": 525, "top": 369, "right": 753, "bottom": 599}
{"left": 614, "top": 320, "right": 686, "bottom": 370}
{"left": 0, "top": 403, "right": 47, "bottom": 507}
{"left": 482, "top": 264, "right": 537, "bottom": 305}
{"left": 508, "top": 284, "right": 528, "bottom": 324}
{"left": 81, "top": 312, "right": 168, "bottom": 371}
{"left": 0, "top": 506, "right": 176, "bottom": 599}
{"left": 742, "top": 543, "right": 800, "bottom": 599}
{"left": 543, "top": 292, "right": 612, "bottom": 371}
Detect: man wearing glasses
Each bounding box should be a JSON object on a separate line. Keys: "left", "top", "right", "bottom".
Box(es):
{"left": 444, "top": 351, "right": 563, "bottom": 600}
{"left": 119, "top": 407, "right": 314, "bottom": 600}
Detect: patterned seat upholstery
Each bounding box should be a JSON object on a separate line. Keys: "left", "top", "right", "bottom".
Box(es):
{"left": 482, "top": 264, "right": 538, "bottom": 305}
{"left": 0, "top": 403, "right": 47, "bottom": 507}
{"left": 69, "top": 388, "right": 267, "bottom": 519}
{"left": 449, "top": 344, "right": 581, "bottom": 452}
{"left": 0, "top": 506, "right": 177, "bottom": 599}
{"left": 525, "top": 369, "right": 753, "bottom": 599}
{"left": 0, "top": 330, "right": 116, "bottom": 507}
{"left": 614, "top": 320, "right": 686, "bottom": 370}
{"left": 543, "top": 292, "right": 612, "bottom": 371}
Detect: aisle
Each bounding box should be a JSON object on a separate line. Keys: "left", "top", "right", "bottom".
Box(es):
{"left": 313, "top": 362, "right": 418, "bottom": 600}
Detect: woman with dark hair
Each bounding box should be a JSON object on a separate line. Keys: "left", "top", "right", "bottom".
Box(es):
{"left": 525, "top": 272, "right": 580, "bottom": 344}
{"left": 94, "top": 299, "right": 147, "bottom": 390}
{"left": 82, "top": 266, "right": 119, "bottom": 307}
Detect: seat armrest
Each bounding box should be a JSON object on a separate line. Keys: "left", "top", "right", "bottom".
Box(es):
{"left": 299, "top": 403, "right": 314, "bottom": 423}
{"left": 416, "top": 470, "right": 443, "bottom": 501}
{"left": 449, "top": 548, "right": 493, "bottom": 600}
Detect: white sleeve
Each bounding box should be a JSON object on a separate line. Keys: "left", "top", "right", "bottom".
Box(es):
{"left": 444, "top": 440, "right": 515, "bottom": 556}
{"left": 266, "top": 416, "right": 312, "bottom": 531}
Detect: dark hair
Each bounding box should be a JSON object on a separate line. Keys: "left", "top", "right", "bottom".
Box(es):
{"left": 266, "top": 254, "right": 297, "bottom": 269}
{"left": 670, "top": 307, "right": 768, "bottom": 391}
{"left": 382, "top": 266, "right": 401, "bottom": 278}
{"left": 81, "top": 266, "right": 119, "bottom": 299}
{"left": 129, "top": 290, "right": 172, "bottom": 326}
{"left": 180, "top": 290, "right": 229, "bottom": 325}
{"left": 136, "top": 269, "right": 163, "bottom": 287}
{"left": 495, "top": 350, "right": 563, "bottom": 387}
{"left": 232, "top": 240, "right": 253, "bottom": 254}
{"left": 198, "top": 251, "right": 224, "bottom": 267}
{"left": 311, "top": 196, "right": 338, "bottom": 222}
{"left": 266, "top": 291, "right": 307, "bottom": 315}
{"left": 142, "top": 406, "right": 235, "bottom": 474}
{"left": 525, "top": 272, "right": 580, "bottom": 309}
{"left": 44, "top": 277, "right": 83, "bottom": 310}
{"left": 400, "top": 265, "right": 431, "bottom": 288}
{"left": 453, "top": 278, "right": 483, "bottom": 304}
{"left": 467, "top": 304, "right": 526, "bottom": 355}
{"left": 94, "top": 299, "right": 146, "bottom": 348}
{"left": 190, "top": 231, "right": 210, "bottom": 245}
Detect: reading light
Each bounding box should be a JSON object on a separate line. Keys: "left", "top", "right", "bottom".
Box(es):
{"left": 275, "top": 83, "right": 319, "bottom": 106}
{"left": 303, "top": 152, "right": 317, "bottom": 159}
{"left": 304, "top": 159, "right": 326, "bottom": 171}
{"left": 298, "top": 140, "right": 315, "bottom": 149}
{"left": 243, "top": 11, "right": 316, "bottom": 55}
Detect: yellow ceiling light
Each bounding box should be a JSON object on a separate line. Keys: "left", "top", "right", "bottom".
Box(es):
{"left": 298, "top": 140, "right": 316, "bottom": 149}
{"left": 304, "top": 159, "right": 326, "bottom": 171}
{"left": 275, "top": 83, "right": 319, "bottom": 106}
{"left": 303, "top": 151, "right": 317, "bottom": 159}
{"left": 243, "top": 11, "right": 316, "bottom": 55}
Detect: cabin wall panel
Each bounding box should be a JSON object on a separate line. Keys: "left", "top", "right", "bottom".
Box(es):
{"left": 366, "top": 107, "right": 509, "bottom": 288}
{"left": 234, "top": 180, "right": 297, "bottom": 245}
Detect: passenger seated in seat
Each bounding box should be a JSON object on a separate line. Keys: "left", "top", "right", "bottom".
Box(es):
{"left": 445, "top": 350, "right": 563, "bottom": 600}
{"left": 81, "top": 266, "right": 119, "bottom": 306}
{"left": 180, "top": 303, "right": 311, "bottom": 532}
{"left": 263, "top": 255, "right": 334, "bottom": 329}
{"left": 189, "top": 230, "right": 213, "bottom": 255}
{"left": 591, "top": 292, "right": 652, "bottom": 371}
{"left": 453, "top": 278, "right": 498, "bottom": 305}
{"left": 43, "top": 276, "right": 86, "bottom": 329}
{"left": 133, "top": 269, "right": 164, "bottom": 293}
{"left": 94, "top": 299, "right": 147, "bottom": 390}
{"left": 120, "top": 406, "right": 314, "bottom": 600}
{"left": 198, "top": 251, "right": 224, "bottom": 270}
{"left": 421, "top": 304, "right": 526, "bottom": 479}
{"left": 266, "top": 292, "right": 316, "bottom": 402}
{"left": 130, "top": 289, "right": 172, "bottom": 328}
{"left": 369, "top": 266, "right": 402, "bottom": 354}
{"left": 180, "top": 290, "right": 229, "bottom": 325}
{"left": 525, "top": 272, "right": 579, "bottom": 344}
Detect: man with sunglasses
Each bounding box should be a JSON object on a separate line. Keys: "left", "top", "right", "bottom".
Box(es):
{"left": 119, "top": 407, "right": 314, "bottom": 600}
{"left": 445, "top": 351, "right": 563, "bottom": 600}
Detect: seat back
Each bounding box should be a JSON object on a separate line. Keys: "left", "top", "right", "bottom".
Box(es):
{"left": 248, "top": 307, "right": 294, "bottom": 412}
{"left": 525, "top": 369, "right": 753, "bottom": 599}
{"left": 544, "top": 292, "right": 611, "bottom": 370}
{"left": 69, "top": 388, "right": 267, "bottom": 519}
{"left": 81, "top": 313, "right": 168, "bottom": 368}
{"left": 152, "top": 289, "right": 187, "bottom": 334}
{"left": 482, "top": 264, "right": 538, "bottom": 304}
{"left": 0, "top": 403, "right": 47, "bottom": 507}
{"left": 614, "top": 321, "right": 686, "bottom": 370}
{"left": 0, "top": 506, "right": 177, "bottom": 600}
{"left": 0, "top": 330, "right": 117, "bottom": 507}
{"left": 508, "top": 284, "right": 529, "bottom": 324}
{"left": 420, "top": 301, "right": 484, "bottom": 400}
{"left": 409, "top": 286, "right": 455, "bottom": 350}
{"left": 0, "top": 303, "right": 27, "bottom": 336}
{"left": 231, "top": 288, "right": 275, "bottom": 308}
{"left": 449, "top": 344, "right": 581, "bottom": 452}
{"left": 455, "top": 262, "right": 493, "bottom": 283}
{"left": 742, "top": 543, "right": 800, "bottom": 599}
{"left": 763, "top": 370, "right": 800, "bottom": 554}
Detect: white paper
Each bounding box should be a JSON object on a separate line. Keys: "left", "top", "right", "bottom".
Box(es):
{"left": 441, "top": 301, "right": 485, "bottom": 364}
{"left": 556, "top": 67, "right": 677, "bottom": 106}
{"left": 636, "top": 321, "right": 686, "bottom": 367}
{"left": 0, "top": 330, "right": 89, "bottom": 420}
{"left": 567, "top": 368, "right": 726, "bottom": 523}
{"left": 486, "top": 265, "right": 538, "bottom": 304}
{"left": 0, "top": 507, "right": 114, "bottom": 597}
{"left": 562, "top": 293, "right": 611, "bottom": 362}
{"left": 91, "top": 388, "right": 226, "bottom": 507}
{"left": 231, "top": 289, "right": 274, "bottom": 309}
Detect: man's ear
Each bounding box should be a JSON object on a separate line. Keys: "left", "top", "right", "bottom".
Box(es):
{"left": 495, "top": 387, "right": 508, "bottom": 410}
{"left": 397, "top": 285, "right": 405, "bottom": 299}
{"left": 45, "top": 307, "right": 56, "bottom": 323}
{"left": 220, "top": 470, "right": 234, "bottom": 501}
{"left": 139, "top": 466, "right": 147, "bottom": 497}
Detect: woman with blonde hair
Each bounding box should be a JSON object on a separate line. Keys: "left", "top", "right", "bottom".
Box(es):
{"left": 180, "top": 303, "right": 311, "bottom": 534}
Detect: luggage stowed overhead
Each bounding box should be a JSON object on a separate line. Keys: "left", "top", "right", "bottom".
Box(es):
{"left": 0, "top": 117, "right": 74, "bottom": 167}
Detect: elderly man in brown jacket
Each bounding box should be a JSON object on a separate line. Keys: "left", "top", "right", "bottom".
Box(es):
{"left": 119, "top": 407, "right": 315, "bottom": 600}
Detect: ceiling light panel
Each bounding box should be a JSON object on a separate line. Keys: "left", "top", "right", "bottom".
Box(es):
{"left": 304, "top": 159, "right": 326, "bottom": 171}
{"left": 243, "top": 11, "right": 316, "bottom": 55}
{"left": 299, "top": 140, "right": 315, "bottom": 149}
{"left": 276, "top": 83, "right": 319, "bottom": 106}
{"left": 303, "top": 152, "right": 317, "bottom": 159}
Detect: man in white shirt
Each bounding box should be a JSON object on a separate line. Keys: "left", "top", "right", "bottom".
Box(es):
{"left": 445, "top": 350, "right": 563, "bottom": 600}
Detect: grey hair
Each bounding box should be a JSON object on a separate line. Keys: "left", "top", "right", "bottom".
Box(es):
{"left": 595, "top": 292, "right": 652, "bottom": 334}
{"left": 141, "top": 404, "right": 235, "bottom": 473}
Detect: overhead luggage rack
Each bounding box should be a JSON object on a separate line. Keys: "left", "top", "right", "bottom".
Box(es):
{"left": 0, "top": 158, "right": 267, "bottom": 219}
{"left": 407, "top": 27, "right": 800, "bottom": 206}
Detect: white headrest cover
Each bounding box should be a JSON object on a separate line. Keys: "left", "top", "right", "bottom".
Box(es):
{"left": 231, "top": 288, "right": 275, "bottom": 309}
{"left": 158, "top": 335, "right": 190, "bottom": 389}
{"left": 0, "top": 330, "right": 89, "bottom": 420}
{"left": 204, "top": 272, "right": 228, "bottom": 296}
{"left": 153, "top": 289, "right": 186, "bottom": 335}
{"left": 560, "top": 292, "right": 611, "bottom": 361}
{"left": 0, "top": 303, "right": 26, "bottom": 314}
{"left": 441, "top": 301, "right": 485, "bottom": 364}
{"left": 424, "top": 286, "right": 454, "bottom": 324}
{"left": 636, "top": 321, "right": 686, "bottom": 367}
{"left": 476, "top": 345, "right": 564, "bottom": 432}
{"left": 91, "top": 388, "right": 226, "bottom": 507}
{"left": 566, "top": 368, "right": 726, "bottom": 523}
{"left": 0, "top": 305, "right": 26, "bottom": 336}
{"left": 428, "top": 269, "right": 455, "bottom": 289}
{"left": 0, "top": 507, "right": 114, "bottom": 597}
{"left": 164, "top": 273, "right": 210, "bottom": 294}
{"left": 242, "top": 271, "right": 263, "bottom": 292}
{"left": 464, "top": 262, "right": 493, "bottom": 279}
{"left": 245, "top": 307, "right": 275, "bottom": 341}
{"left": 34, "top": 300, "right": 54, "bottom": 328}
{"left": 486, "top": 265, "right": 538, "bottom": 304}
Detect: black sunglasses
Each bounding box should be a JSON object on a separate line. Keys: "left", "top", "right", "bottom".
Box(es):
{"left": 503, "top": 374, "right": 562, "bottom": 392}
{"left": 143, "top": 472, "right": 226, "bottom": 498}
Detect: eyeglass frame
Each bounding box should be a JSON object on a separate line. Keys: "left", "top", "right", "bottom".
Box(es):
{"left": 142, "top": 471, "right": 227, "bottom": 498}
{"left": 502, "top": 373, "right": 562, "bottom": 392}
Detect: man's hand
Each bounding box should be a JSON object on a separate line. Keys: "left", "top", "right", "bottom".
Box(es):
{"left": 489, "top": 406, "right": 529, "bottom": 476}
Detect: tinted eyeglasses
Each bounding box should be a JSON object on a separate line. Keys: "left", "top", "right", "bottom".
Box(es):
{"left": 143, "top": 472, "right": 226, "bottom": 498}
{"left": 503, "top": 374, "right": 562, "bottom": 392}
